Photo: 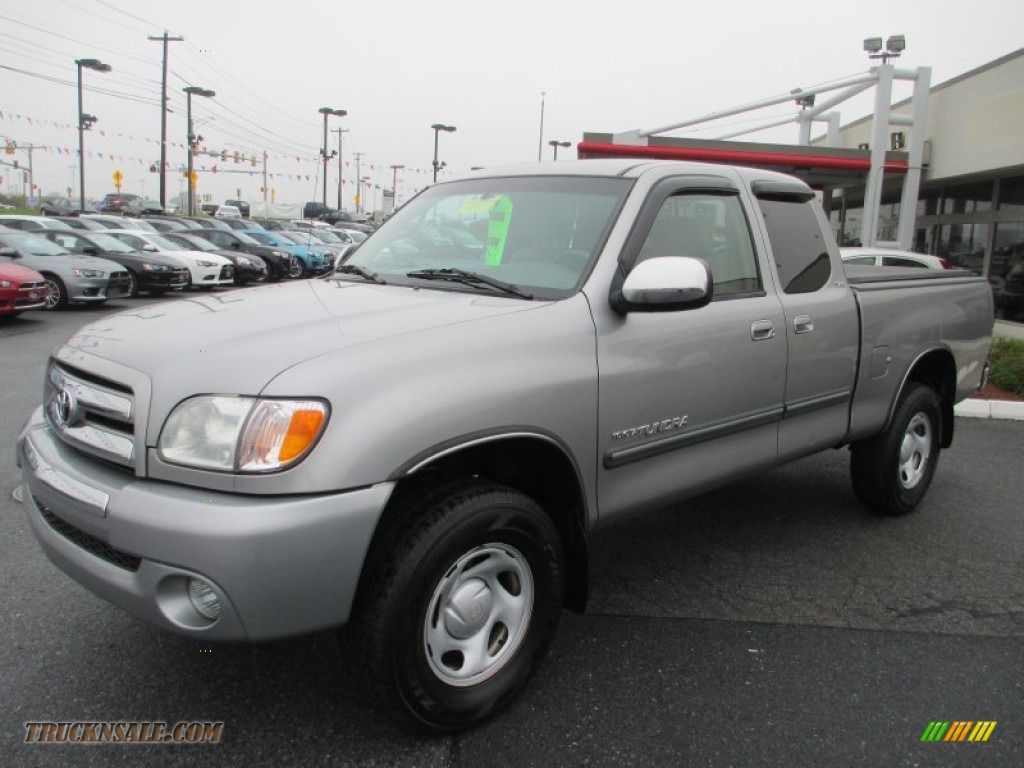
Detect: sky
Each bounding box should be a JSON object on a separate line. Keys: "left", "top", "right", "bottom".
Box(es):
{"left": 1, "top": 0, "right": 1022, "bottom": 211}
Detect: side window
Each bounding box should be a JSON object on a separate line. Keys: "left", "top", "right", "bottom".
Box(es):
{"left": 54, "top": 234, "right": 80, "bottom": 251}
{"left": 844, "top": 256, "right": 875, "bottom": 266}
{"left": 882, "top": 256, "right": 927, "bottom": 269}
{"left": 758, "top": 197, "right": 831, "bottom": 294}
{"left": 636, "top": 193, "right": 761, "bottom": 297}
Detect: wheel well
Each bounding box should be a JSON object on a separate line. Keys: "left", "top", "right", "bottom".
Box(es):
{"left": 359, "top": 437, "right": 589, "bottom": 614}
{"left": 902, "top": 349, "right": 957, "bottom": 448}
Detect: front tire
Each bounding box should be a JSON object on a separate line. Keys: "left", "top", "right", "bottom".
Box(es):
{"left": 126, "top": 270, "right": 140, "bottom": 298}
{"left": 288, "top": 260, "right": 307, "bottom": 279}
{"left": 851, "top": 383, "right": 942, "bottom": 515}
{"left": 353, "top": 481, "right": 564, "bottom": 732}
{"left": 43, "top": 274, "right": 67, "bottom": 310}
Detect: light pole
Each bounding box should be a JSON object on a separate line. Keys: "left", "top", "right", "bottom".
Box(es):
{"left": 548, "top": 140, "right": 571, "bottom": 160}
{"left": 76, "top": 58, "right": 110, "bottom": 211}
{"left": 361, "top": 176, "right": 371, "bottom": 214}
{"left": 319, "top": 107, "right": 346, "bottom": 207}
{"left": 184, "top": 86, "right": 215, "bottom": 216}
{"left": 390, "top": 164, "right": 405, "bottom": 209}
{"left": 537, "top": 91, "right": 546, "bottom": 161}
{"left": 431, "top": 123, "right": 456, "bottom": 183}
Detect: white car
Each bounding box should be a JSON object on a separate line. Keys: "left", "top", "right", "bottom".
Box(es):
{"left": 215, "top": 205, "right": 242, "bottom": 219}
{"left": 104, "top": 230, "right": 235, "bottom": 289}
{"left": 840, "top": 247, "right": 952, "bottom": 271}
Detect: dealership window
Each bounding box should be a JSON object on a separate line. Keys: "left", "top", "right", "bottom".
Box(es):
{"left": 941, "top": 181, "right": 993, "bottom": 215}
{"left": 999, "top": 177, "right": 1024, "bottom": 214}
{"left": 937, "top": 223, "right": 988, "bottom": 274}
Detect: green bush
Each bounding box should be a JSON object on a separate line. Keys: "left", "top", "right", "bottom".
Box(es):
{"left": 989, "top": 337, "right": 1024, "bottom": 394}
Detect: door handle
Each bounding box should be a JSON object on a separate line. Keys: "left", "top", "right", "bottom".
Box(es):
{"left": 793, "top": 314, "right": 814, "bottom": 334}
{"left": 750, "top": 320, "right": 775, "bottom": 341}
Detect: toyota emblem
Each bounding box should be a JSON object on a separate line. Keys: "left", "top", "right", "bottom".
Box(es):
{"left": 54, "top": 386, "right": 81, "bottom": 429}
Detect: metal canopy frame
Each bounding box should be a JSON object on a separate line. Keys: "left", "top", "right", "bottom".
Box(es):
{"left": 584, "top": 63, "right": 931, "bottom": 249}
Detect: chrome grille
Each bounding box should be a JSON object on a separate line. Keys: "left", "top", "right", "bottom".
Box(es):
{"left": 46, "top": 363, "right": 136, "bottom": 469}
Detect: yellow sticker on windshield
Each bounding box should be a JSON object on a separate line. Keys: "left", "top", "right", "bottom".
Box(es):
{"left": 485, "top": 196, "right": 513, "bottom": 265}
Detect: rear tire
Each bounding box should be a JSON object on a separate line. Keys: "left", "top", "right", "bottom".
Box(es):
{"left": 851, "top": 383, "right": 942, "bottom": 515}
{"left": 352, "top": 481, "right": 564, "bottom": 732}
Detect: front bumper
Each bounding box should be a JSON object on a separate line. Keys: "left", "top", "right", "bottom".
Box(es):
{"left": 18, "top": 408, "right": 393, "bottom": 641}
{"left": 67, "top": 274, "right": 128, "bottom": 303}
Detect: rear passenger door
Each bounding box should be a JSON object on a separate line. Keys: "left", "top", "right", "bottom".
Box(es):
{"left": 753, "top": 183, "right": 858, "bottom": 460}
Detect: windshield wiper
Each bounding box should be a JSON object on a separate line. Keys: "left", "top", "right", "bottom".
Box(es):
{"left": 405, "top": 268, "right": 534, "bottom": 299}
{"left": 334, "top": 264, "right": 387, "bottom": 284}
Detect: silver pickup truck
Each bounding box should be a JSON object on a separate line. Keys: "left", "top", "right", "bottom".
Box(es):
{"left": 18, "top": 160, "right": 993, "bottom": 731}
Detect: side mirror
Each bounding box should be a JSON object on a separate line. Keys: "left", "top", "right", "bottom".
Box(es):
{"left": 610, "top": 256, "right": 713, "bottom": 313}
{"left": 230, "top": 242, "right": 240, "bottom": 249}
{"left": 142, "top": 244, "right": 158, "bottom": 252}
{"left": 83, "top": 245, "right": 99, "bottom": 256}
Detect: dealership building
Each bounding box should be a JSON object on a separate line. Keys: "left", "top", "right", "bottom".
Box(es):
{"left": 580, "top": 46, "right": 1024, "bottom": 321}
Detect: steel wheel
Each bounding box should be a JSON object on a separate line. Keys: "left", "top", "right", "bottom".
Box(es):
{"left": 43, "top": 275, "right": 67, "bottom": 310}
{"left": 898, "top": 412, "right": 932, "bottom": 490}
{"left": 424, "top": 543, "right": 534, "bottom": 687}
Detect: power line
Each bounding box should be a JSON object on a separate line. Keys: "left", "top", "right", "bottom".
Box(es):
{"left": 0, "top": 63, "right": 163, "bottom": 106}
{"left": 0, "top": 11, "right": 155, "bottom": 67}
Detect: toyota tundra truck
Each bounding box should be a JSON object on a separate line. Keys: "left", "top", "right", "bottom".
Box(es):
{"left": 17, "top": 160, "right": 993, "bottom": 732}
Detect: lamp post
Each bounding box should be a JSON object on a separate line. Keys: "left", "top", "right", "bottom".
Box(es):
{"left": 184, "top": 86, "right": 215, "bottom": 216}
{"left": 863, "top": 34, "right": 905, "bottom": 65}
{"left": 548, "top": 140, "right": 571, "bottom": 160}
{"left": 319, "top": 107, "right": 346, "bottom": 207}
{"left": 431, "top": 123, "right": 456, "bottom": 183}
{"left": 75, "top": 58, "right": 111, "bottom": 212}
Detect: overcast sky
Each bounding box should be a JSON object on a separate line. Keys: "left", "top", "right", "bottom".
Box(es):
{"left": 1, "top": 0, "right": 1022, "bottom": 210}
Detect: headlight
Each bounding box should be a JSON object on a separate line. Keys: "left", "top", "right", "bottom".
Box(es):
{"left": 0, "top": 280, "right": 11, "bottom": 288}
{"left": 196, "top": 259, "right": 217, "bottom": 267}
{"left": 141, "top": 263, "right": 170, "bottom": 271}
{"left": 71, "top": 268, "right": 104, "bottom": 278}
{"left": 158, "top": 396, "right": 328, "bottom": 473}
{"left": 272, "top": 250, "right": 288, "bottom": 258}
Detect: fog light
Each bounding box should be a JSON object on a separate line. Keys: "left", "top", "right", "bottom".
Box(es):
{"left": 187, "top": 578, "right": 221, "bottom": 620}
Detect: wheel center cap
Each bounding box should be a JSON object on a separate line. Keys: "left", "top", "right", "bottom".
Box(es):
{"left": 443, "top": 579, "right": 493, "bottom": 639}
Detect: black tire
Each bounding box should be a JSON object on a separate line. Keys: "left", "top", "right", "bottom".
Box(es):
{"left": 851, "top": 383, "right": 942, "bottom": 516}
{"left": 43, "top": 274, "right": 68, "bottom": 310}
{"left": 288, "top": 259, "right": 307, "bottom": 279}
{"left": 353, "top": 481, "right": 564, "bottom": 732}
{"left": 184, "top": 271, "right": 193, "bottom": 291}
{"left": 126, "top": 270, "right": 140, "bottom": 298}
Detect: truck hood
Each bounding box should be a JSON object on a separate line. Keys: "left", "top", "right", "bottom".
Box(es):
{"left": 61, "top": 279, "right": 548, "bottom": 396}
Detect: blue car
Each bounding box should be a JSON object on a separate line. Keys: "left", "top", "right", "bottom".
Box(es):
{"left": 237, "top": 230, "right": 334, "bottom": 278}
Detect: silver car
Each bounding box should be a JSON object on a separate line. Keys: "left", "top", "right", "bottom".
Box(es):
{"left": 0, "top": 230, "right": 130, "bottom": 309}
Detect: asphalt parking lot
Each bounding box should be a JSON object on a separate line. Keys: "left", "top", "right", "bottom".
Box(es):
{"left": 2, "top": 294, "right": 1022, "bottom": 767}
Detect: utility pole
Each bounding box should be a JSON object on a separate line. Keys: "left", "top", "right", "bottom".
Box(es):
{"left": 148, "top": 31, "right": 184, "bottom": 211}
{"left": 332, "top": 127, "right": 348, "bottom": 210}
{"left": 262, "top": 150, "right": 268, "bottom": 216}
{"left": 390, "top": 164, "right": 405, "bottom": 210}
{"left": 353, "top": 151, "right": 364, "bottom": 213}
{"left": 537, "top": 91, "right": 546, "bottom": 162}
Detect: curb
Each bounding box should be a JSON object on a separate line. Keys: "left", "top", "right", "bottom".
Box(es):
{"left": 954, "top": 398, "right": 1024, "bottom": 421}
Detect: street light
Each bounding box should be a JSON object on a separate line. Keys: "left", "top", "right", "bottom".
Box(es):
{"left": 390, "top": 164, "right": 405, "bottom": 209}
{"left": 548, "top": 140, "right": 571, "bottom": 160}
{"left": 184, "top": 86, "right": 215, "bottom": 216}
{"left": 319, "top": 107, "right": 346, "bottom": 206}
{"left": 431, "top": 123, "right": 456, "bottom": 183}
{"left": 864, "top": 34, "right": 906, "bottom": 64}
{"left": 76, "top": 58, "right": 111, "bottom": 212}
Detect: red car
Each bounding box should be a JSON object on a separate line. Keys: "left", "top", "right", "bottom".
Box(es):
{"left": 0, "top": 261, "right": 50, "bottom": 317}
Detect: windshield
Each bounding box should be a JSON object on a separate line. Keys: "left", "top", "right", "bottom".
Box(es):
{"left": 229, "top": 231, "right": 261, "bottom": 245}
{"left": 85, "top": 234, "right": 137, "bottom": 253}
{"left": 0, "top": 232, "right": 71, "bottom": 256}
{"left": 168, "top": 234, "right": 216, "bottom": 251}
{"left": 143, "top": 233, "right": 186, "bottom": 251}
{"left": 277, "top": 232, "right": 311, "bottom": 246}
{"left": 244, "top": 231, "right": 276, "bottom": 246}
{"left": 342, "top": 175, "right": 630, "bottom": 296}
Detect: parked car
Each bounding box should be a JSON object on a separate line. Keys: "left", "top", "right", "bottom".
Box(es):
{"left": 140, "top": 215, "right": 204, "bottom": 231}
{"left": 180, "top": 216, "right": 234, "bottom": 232}
{"left": 839, "top": 247, "right": 952, "bottom": 270}
{"left": 123, "top": 199, "right": 167, "bottom": 217}
{"left": 333, "top": 228, "right": 367, "bottom": 244}
{"left": 39, "top": 197, "right": 98, "bottom": 217}
{"left": 220, "top": 218, "right": 265, "bottom": 232}
{"left": 280, "top": 228, "right": 350, "bottom": 259}
{"left": 81, "top": 214, "right": 159, "bottom": 232}
{"left": 238, "top": 229, "right": 334, "bottom": 277}
{"left": 52, "top": 216, "right": 110, "bottom": 232}
{"left": 185, "top": 228, "right": 297, "bottom": 281}
{"left": 215, "top": 205, "right": 242, "bottom": 220}
{"left": 0, "top": 215, "right": 74, "bottom": 232}
{"left": 100, "top": 192, "right": 142, "bottom": 213}
{"left": 0, "top": 260, "right": 49, "bottom": 317}
{"left": 321, "top": 209, "right": 375, "bottom": 233}
{"left": 40, "top": 230, "right": 191, "bottom": 297}
{"left": 251, "top": 219, "right": 291, "bottom": 232}
{"left": 0, "top": 230, "right": 130, "bottom": 309}
{"left": 302, "top": 201, "right": 335, "bottom": 219}
{"left": 224, "top": 199, "right": 251, "bottom": 217}
{"left": 160, "top": 232, "right": 268, "bottom": 285}
{"left": 101, "top": 230, "right": 234, "bottom": 291}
